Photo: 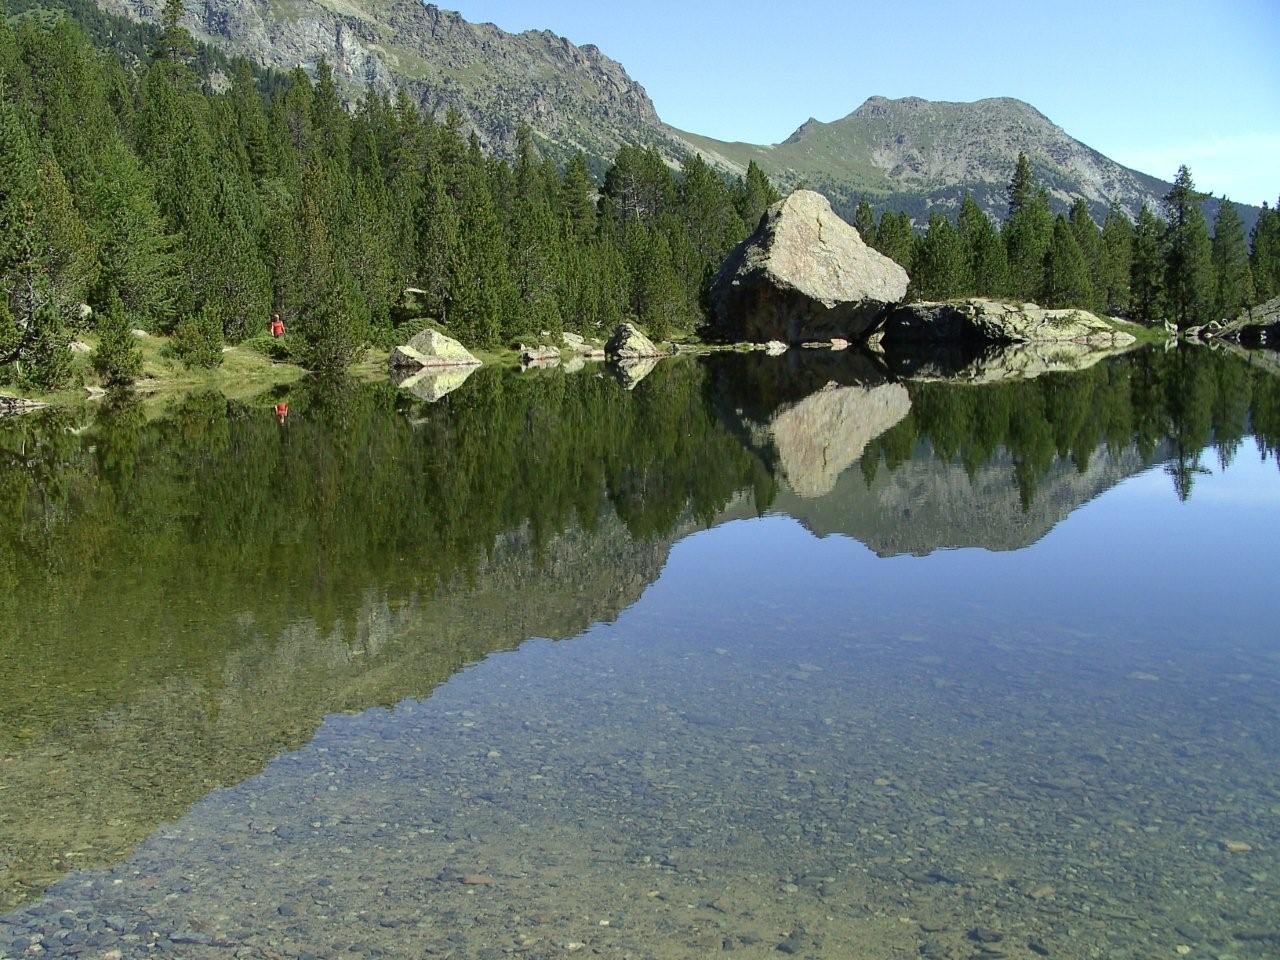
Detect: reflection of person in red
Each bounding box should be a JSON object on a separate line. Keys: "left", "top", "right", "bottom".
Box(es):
{"left": 275, "top": 402, "right": 289, "bottom": 425}
{"left": 270, "top": 313, "right": 285, "bottom": 338}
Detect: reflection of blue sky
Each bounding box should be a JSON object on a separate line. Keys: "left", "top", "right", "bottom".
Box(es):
{"left": 650, "top": 448, "right": 1280, "bottom": 657}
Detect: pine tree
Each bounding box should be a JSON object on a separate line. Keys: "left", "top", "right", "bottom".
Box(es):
{"left": 560, "top": 152, "right": 597, "bottom": 241}
{"left": 958, "top": 194, "right": 1006, "bottom": 297}
{"left": 1041, "top": 215, "right": 1094, "bottom": 309}
{"left": 854, "top": 198, "right": 877, "bottom": 246}
{"left": 634, "top": 230, "right": 684, "bottom": 341}
{"left": 873, "top": 211, "right": 915, "bottom": 272}
{"left": 1068, "top": 198, "right": 1103, "bottom": 310}
{"left": 1161, "top": 166, "right": 1215, "bottom": 328}
{"left": 0, "top": 93, "right": 48, "bottom": 375}
{"left": 736, "top": 160, "right": 778, "bottom": 230}
{"left": 1097, "top": 204, "right": 1133, "bottom": 315}
{"left": 1249, "top": 202, "right": 1280, "bottom": 302}
{"left": 508, "top": 127, "right": 564, "bottom": 336}
{"left": 173, "top": 302, "right": 223, "bottom": 368}
{"left": 1211, "top": 198, "right": 1254, "bottom": 320}
{"left": 1130, "top": 204, "right": 1165, "bottom": 324}
{"left": 92, "top": 286, "right": 143, "bottom": 387}
{"left": 155, "top": 0, "right": 195, "bottom": 66}
{"left": 1004, "top": 163, "right": 1054, "bottom": 301}
{"left": 414, "top": 156, "right": 460, "bottom": 323}
{"left": 911, "top": 213, "right": 968, "bottom": 300}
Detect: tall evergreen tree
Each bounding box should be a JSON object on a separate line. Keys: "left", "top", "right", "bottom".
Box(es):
{"left": 958, "top": 194, "right": 1006, "bottom": 297}
{"left": 736, "top": 160, "right": 778, "bottom": 230}
{"left": 92, "top": 286, "right": 143, "bottom": 387}
{"left": 1004, "top": 162, "right": 1054, "bottom": 302}
{"left": 1249, "top": 201, "right": 1280, "bottom": 302}
{"left": 1161, "top": 166, "right": 1215, "bottom": 328}
{"left": 911, "top": 213, "right": 968, "bottom": 300}
{"left": 1130, "top": 204, "right": 1165, "bottom": 324}
{"left": 1068, "top": 198, "right": 1103, "bottom": 310}
{"left": 873, "top": 211, "right": 915, "bottom": 272}
{"left": 1097, "top": 203, "right": 1133, "bottom": 315}
{"left": 1211, "top": 198, "right": 1254, "bottom": 321}
{"left": 1041, "top": 215, "right": 1094, "bottom": 309}
{"left": 853, "top": 198, "right": 877, "bottom": 246}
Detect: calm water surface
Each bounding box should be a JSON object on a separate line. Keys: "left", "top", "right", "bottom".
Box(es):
{"left": 2, "top": 348, "right": 1279, "bottom": 960}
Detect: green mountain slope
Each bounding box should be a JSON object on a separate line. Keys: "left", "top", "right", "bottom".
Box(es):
{"left": 673, "top": 96, "right": 1241, "bottom": 227}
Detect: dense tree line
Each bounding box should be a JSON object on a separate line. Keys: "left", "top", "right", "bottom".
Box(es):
{"left": 856, "top": 154, "right": 1279, "bottom": 329}
{"left": 0, "top": 0, "right": 777, "bottom": 389}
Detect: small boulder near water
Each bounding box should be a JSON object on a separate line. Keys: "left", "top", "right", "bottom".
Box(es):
{"left": 390, "top": 328, "right": 482, "bottom": 370}
{"left": 709, "top": 190, "right": 909, "bottom": 344}
{"left": 606, "top": 322, "right": 661, "bottom": 359}
{"left": 1213, "top": 295, "right": 1280, "bottom": 345}
{"left": 882, "top": 298, "right": 1137, "bottom": 348}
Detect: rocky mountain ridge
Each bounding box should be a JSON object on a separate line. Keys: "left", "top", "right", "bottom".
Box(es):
{"left": 82, "top": 1, "right": 1250, "bottom": 225}
{"left": 94, "top": 0, "right": 675, "bottom": 165}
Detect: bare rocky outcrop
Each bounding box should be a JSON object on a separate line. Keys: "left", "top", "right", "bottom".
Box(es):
{"left": 881, "top": 298, "right": 1137, "bottom": 348}
{"left": 389, "top": 328, "right": 482, "bottom": 371}
{"left": 1207, "top": 296, "right": 1280, "bottom": 346}
{"left": 709, "top": 191, "right": 909, "bottom": 344}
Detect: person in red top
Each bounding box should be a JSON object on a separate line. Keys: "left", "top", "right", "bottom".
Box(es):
{"left": 270, "top": 313, "right": 285, "bottom": 338}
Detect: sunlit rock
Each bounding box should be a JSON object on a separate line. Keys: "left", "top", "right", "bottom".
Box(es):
{"left": 710, "top": 190, "right": 909, "bottom": 344}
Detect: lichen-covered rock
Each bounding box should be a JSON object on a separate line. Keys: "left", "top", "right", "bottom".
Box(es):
{"left": 519, "top": 344, "right": 560, "bottom": 364}
{"left": 605, "top": 322, "right": 660, "bottom": 359}
{"left": 389, "top": 328, "right": 481, "bottom": 370}
{"left": 882, "top": 299, "right": 1137, "bottom": 348}
{"left": 709, "top": 190, "right": 909, "bottom": 344}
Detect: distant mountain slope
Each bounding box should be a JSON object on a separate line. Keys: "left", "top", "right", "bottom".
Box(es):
{"left": 81, "top": 3, "right": 1250, "bottom": 226}
{"left": 673, "top": 96, "right": 1249, "bottom": 228}
{"left": 93, "top": 0, "right": 680, "bottom": 167}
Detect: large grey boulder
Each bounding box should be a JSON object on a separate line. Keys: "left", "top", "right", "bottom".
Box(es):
{"left": 605, "top": 322, "right": 660, "bottom": 359}
{"left": 389, "top": 328, "right": 482, "bottom": 370}
{"left": 881, "top": 298, "right": 1137, "bottom": 348}
{"left": 709, "top": 190, "right": 909, "bottom": 343}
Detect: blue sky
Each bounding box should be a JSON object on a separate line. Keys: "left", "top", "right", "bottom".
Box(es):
{"left": 449, "top": 0, "right": 1280, "bottom": 207}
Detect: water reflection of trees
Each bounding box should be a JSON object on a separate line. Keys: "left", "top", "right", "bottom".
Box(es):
{"left": 858, "top": 348, "right": 1280, "bottom": 505}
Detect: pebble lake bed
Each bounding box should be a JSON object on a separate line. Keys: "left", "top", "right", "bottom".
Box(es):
{"left": 1, "top": 348, "right": 1278, "bottom": 960}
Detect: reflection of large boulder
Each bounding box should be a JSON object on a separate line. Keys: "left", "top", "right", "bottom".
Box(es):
{"left": 710, "top": 190, "right": 909, "bottom": 344}
{"left": 389, "top": 328, "right": 482, "bottom": 370}
{"left": 751, "top": 383, "right": 911, "bottom": 498}
{"left": 392, "top": 364, "right": 478, "bottom": 402}
{"left": 886, "top": 339, "right": 1134, "bottom": 384}
{"left": 611, "top": 357, "right": 660, "bottom": 390}
{"left": 882, "top": 299, "right": 1137, "bottom": 348}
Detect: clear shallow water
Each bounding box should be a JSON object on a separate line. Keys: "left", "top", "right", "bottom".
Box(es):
{"left": 1, "top": 348, "right": 1279, "bottom": 959}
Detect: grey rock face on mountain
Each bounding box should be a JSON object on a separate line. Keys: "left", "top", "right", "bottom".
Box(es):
{"left": 94, "top": 0, "right": 673, "bottom": 164}
{"left": 881, "top": 299, "right": 1137, "bottom": 348}
{"left": 710, "top": 191, "right": 909, "bottom": 344}
{"left": 675, "top": 96, "right": 1251, "bottom": 229}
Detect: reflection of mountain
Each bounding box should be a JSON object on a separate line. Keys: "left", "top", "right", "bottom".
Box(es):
{"left": 0, "top": 507, "right": 698, "bottom": 912}
{"left": 771, "top": 441, "right": 1167, "bottom": 556}
{"left": 3, "top": 346, "right": 1276, "bottom": 910}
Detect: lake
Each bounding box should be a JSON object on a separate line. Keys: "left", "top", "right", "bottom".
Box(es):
{"left": 1, "top": 347, "right": 1278, "bottom": 960}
